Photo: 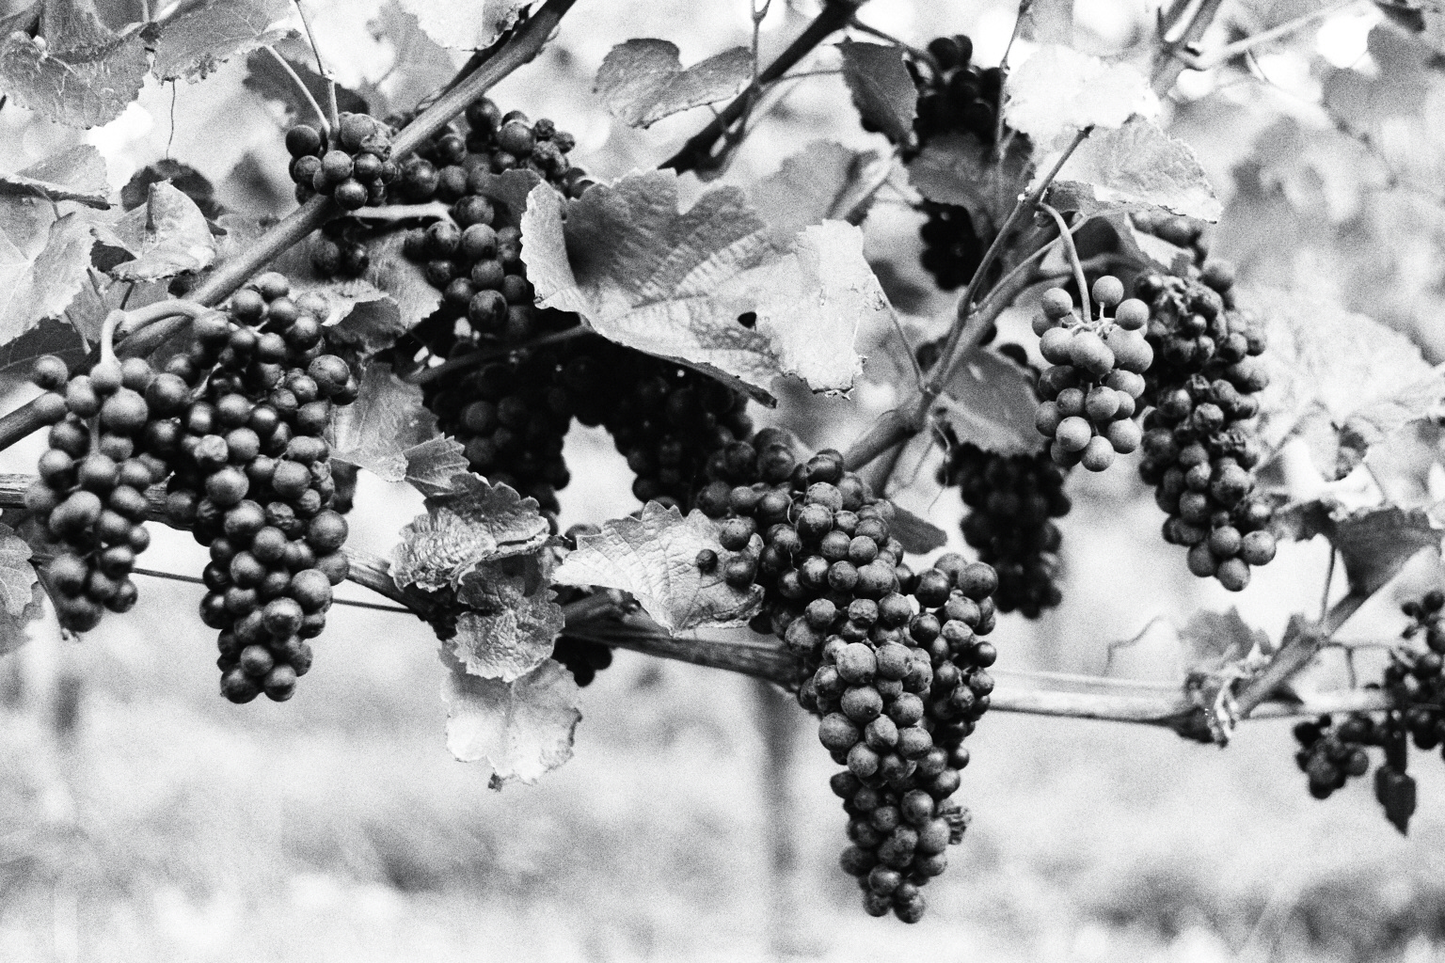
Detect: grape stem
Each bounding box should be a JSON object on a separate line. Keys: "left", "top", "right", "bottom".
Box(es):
{"left": 1173, "top": 0, "right": 1361, "bottom": 72}
{"left": 0, "top": 0, "right": 582, "bottom": 457}
{"left": 261, "top": 45, "right": 330, "bottom": 134}
{"left": 1038, "top": 202, "right": 1091, "bottom": 322}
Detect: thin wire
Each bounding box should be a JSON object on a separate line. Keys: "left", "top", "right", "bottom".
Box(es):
{"left": 129, "top": 567, "right": 415, "bottom": 614}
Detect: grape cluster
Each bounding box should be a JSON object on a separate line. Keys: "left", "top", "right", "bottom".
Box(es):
{"left": 1288, "top": 592, "right": 1445, "bottom": 834}
{"left": 1130, "top": 209, "right": 1211, "bottom": 267}
{"left": 940, "top": 439, "right": 1069, "bottom": 618}
{"left": 550, "top": 635, "right": 614, "bottom": 687}
{"left": 308, "top": 222, "right": 371, "bottom": 280}
{"left": 695, "top": 437, "right": 999, "bottom": 922}
{"left": 26, "top": 356, "right": 170, "bottom": 631}
{"left": 1031, "top": 277, "right": 1149, "bottom": 471}
{"left": 286, "top": 113, "right": 397, "bottom": 211}
{"left": 1134, "top": 266, "right": 1275, "bottom": 590}
{"left": 908, "top": 35, "right": 1003, "bottom": 149}
{"left": 158, "top": 273, "right": 358, "bottom": 702}
{"left": 583, "top": 344, "right": 753, "bottom": 507}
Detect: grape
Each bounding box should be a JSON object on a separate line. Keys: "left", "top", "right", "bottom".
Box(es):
{"left": 698, "top": 437, "right": 999, "bottom": 922}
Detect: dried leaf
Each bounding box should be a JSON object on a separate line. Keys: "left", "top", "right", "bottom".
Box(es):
{"left": 441, "top": 654, "right": 581, "bottom": 786}
{"left": 121, "top": 160, "right": 224, "bottom": 220}
{"left": 0, "top": 144, "right": 109, "bottom": 208}
{"left": 109, "top": 182, "right": 217, "bottom": 281}
{"left": 522, "top": 172, "right": 879, "bottom": 401}
{"left": 553, "top": 502, "right": 763, "bottom": 632}
{"left": 1003, "top": 43, "right": 1157, "bottom": 149}
{"left": 1042, "top": 117, "right": 1221, "bottom": 221}
{"left": 151, "top": 0, "right": 295, "bottom": 82}
{"left": 391, "top": 474, "right": 550, "bottom": 592}
{"left": 448, "top": 554, "right": 564, "bottom": 681}
{"left": 594, "top": 39, "right": 752, "bottom": 128}
{"left": 404, "top": 436, "right": 470, "bottom": 497}
{"left": 838, "top": 39, "right": 917, "bottom": 144}
{"left": 330, "top": 362, "right": 439, "bottom": 482}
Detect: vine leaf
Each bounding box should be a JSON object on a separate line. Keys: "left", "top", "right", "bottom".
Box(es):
{"left": 449, "top": 554, "right": 565, "bottom": 682}
{"left": 0, "top": 211, "right": 98, "bottom": 346}
{"left": 522, "top": 171, "right": 880, "bottom": 402}
{"left": 108, "top": 182, "right": 217, "bottom": 282}
{"left": 330, "top": 361, "right": 440, "bottom": 482}
{"left": 1253, "top": 288, "right": 1444, "bottom": 478}
{"left": 1003, "top": 43, "right": 1157, "bottom": 149}
{"left": 554, "top": 502, "right": 763, "bottom": 632}
{"left": 1332, "top": 506, "right": 1441, "bottom": 596}
{"left": 150, "top": 0, "right": 295, "bottom": 82}
{"left": 1180, "top": 607, "right": 1271, "bottom": 674}
{"left": 0, "top": 316, "right": 85, "bottom": 378}
{"left": 838, "top": 39, "right": 917, "bottom": 144}
{"left": 0, "top": 145, "right": 109, "bottom": 209}
{"left": 242, "top": 45, "right": 370, "bottom": 123}
{"left": 906, "top": 132, "right": 1031, "bottom": 233}
{"left": 594, "top": 39, "right": 752, "bottom": 128}
{"left": 365, "top": 3, "right": 456, "bottom": 113}
{"left": 933, "top": 349, "right": 1041, "bottom": 456}
{"left": 887, "top": 504, "right": 947, "bottom": 554}
{"left": 0, "top": 2, "right": 149, "bottom": 128}
{"left": 404, "top": 436, "right": 470, "bottom": 497}
{"left": 440, "top": 653, "right": 581, "bottom": 787}
{"left": 326, "top": 299, "right": 410, "bottom": 359}
{"left": 1042, "top": 117, "right": 1221, "bottom": 222}
{"left": 749, "top": 140, "right": 889, "bottom": 235}
{"left": 0, "top": 522, "right": 43, "bottom": 657}
{"left": 394, "top": 0, "right": 529, "bottom": 51}
{"left": 391, "top": 474, "right": 550, "bottom": 592}
{"left": 270, "top": 231, "right": 439, "bottom": 332}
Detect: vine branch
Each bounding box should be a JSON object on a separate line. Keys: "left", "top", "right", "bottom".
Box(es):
{"left": 660, "top": 0, "right": 864, "bottom": 174}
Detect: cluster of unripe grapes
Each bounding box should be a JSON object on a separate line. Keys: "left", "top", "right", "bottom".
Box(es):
{"left": 940, "top": 438, "right": 1069, "bottom": 619}
{"left": 694, "top": 437, "right": 998, "bottom": 922}
{"left": 1031, "top": 276, "right": 1149, "bottom": 471}
{"left": 1134, "top": 265, "right": 1275, "bottom": 590}
{"left": 26, "top": 356, "right": 166, "bottom": 631}
{"left": 286, "top": 112, "right": 397, "bottom": 210}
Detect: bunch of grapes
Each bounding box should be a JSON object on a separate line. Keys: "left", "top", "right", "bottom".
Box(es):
{"left": 25, "top": 356, "right": 174, "bottom": 631}
{"left": 307, "top": 221, "right": 372, "bottom": 280}
{"left": 1031, "top": 277, "right": 1149, "bottom": 472}
{"left": 580, "top": 343, "right": 753, "bottom": 507}
{"left": 1293, "top": 714, "right": 1373, "bottom": 800}
{"left": 695, "top": 436, "right": 999, "bottom": 922}
{"left": 1134, "top": 265, "right": 1275, "bottom": 590}
{"left": 940, "top": 439, "right": 1069, "bottom": 618}
{"left": 286, "top": 112, "right": 398, "bottom": 210}
{"left": 1130, "top": 209, "right": 1212, "bottom": 268}
{"left": 155, "top": 273, "right": 358, "bottom": 703}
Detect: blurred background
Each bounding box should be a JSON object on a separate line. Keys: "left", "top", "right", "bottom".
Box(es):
{"left": 2, "top": 0, "right": 1445, "bottom": 960}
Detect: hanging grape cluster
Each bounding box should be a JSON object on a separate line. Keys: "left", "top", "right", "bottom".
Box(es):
{"left": 161, "top": 274, "right": 358, "bottom": 702}
{"left": 1292, "top": 592, "right": 1445, "bottom": 833}
{"left": 286, "top": 112, "right": 398, "bottom": 210}
{"left": 1134, "top": 264, "right": 1276, "bottom": 590}
{"left": 940, "top": 438, "right": 1069, "bottom": 618}
{"left": 695, "top": 435, "right": 998, "bottom": 922}
{"left": 1030, "top": 276, "right": 1149, "bottom": 471}
{"left": 26, "top": 356, "right": 168, "bottom": 632}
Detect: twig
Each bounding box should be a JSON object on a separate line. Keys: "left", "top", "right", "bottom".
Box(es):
{"left": 926, "top": 126, "right": 1091, "bottom": 401}
{"left": 847, "top": 15, "right": 934, "bottom": 65}
{"left": 1038, "top": 202, "right": 1090, "bottom": 321}
{"left": 262, "top": 44, "right": 330, "bottom": 133}
{"left": 993, "top": 0, "right": 1029, "bottom": 157}
{"left": 409, "top": 326, "right": 593, "bottom": 387}
{"left": 1178, "top": 0, "right": 1362, "bottom": 71}
{"left": 348, "top": 202, "right": 454, "bottom": 224}
{"left": 661, "top": 0, "right": 865, "bottom": 174}
{"left": 1151, "top": 0, "right": 1227, "bottom": 90}
{"left": 1233, "top": 591, "right": 1368, "bottom": 717}
{"left": 290, "top": 0, "right": 338, "bottom": 129}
